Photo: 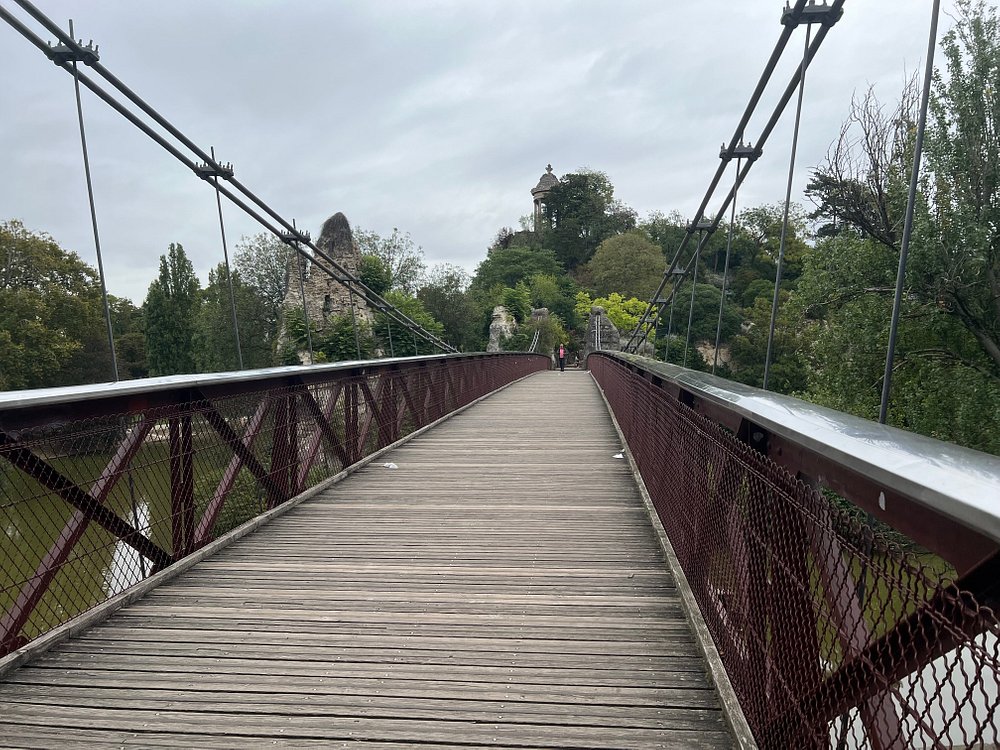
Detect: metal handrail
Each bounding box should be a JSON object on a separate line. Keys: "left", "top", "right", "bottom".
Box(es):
{"left": 607, "top": 353, "right": 1000, "bottom": 544}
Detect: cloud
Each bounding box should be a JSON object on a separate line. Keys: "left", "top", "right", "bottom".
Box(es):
{"left": 1, "top": 1, "right": 949, "bottom": 302}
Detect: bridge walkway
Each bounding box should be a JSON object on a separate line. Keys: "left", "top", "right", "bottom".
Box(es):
{"left": 0, "top": 370, "right": 734, "bottom": 748}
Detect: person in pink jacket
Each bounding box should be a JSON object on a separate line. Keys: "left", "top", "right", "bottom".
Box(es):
{"left": 558, "top": 344, "right": 566, "bottom": 372}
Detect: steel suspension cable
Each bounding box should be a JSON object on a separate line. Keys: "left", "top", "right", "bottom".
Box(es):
{"left": 207, "top": 146, "right": 244, "bottom": 370}
{"left": 683, "top": 230, "right": 705, "bottom": 367}
{"left": 713, "top": 156, "right": 743, "bottom": 375}
{"left": 290, "top": 220, "right": 315, "bottom": 365}
{"left": 879, "top": 0, "right": 942, "bottom": 424}
{"left": 763, "top": 24, "right": 812, "bottom": 391}
{"left": 4, "top": 1, "right": 455, "bottom": 355}
{"left": 66, "top": 18, "right": 118, "bottom": 381}
{"left": 623, "top": 0, "right": 844, "bottom": 353}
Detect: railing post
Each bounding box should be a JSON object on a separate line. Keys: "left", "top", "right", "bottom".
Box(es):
{"left": 168, "top": 413, "right": 194, "bottom": 559}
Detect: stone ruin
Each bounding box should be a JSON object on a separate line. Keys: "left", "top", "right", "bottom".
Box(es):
{"left": 487, "top": 305, "right": 516, "bottom": 352}
{"left": 278, "top": 212, "right": 374, "bottom": 362}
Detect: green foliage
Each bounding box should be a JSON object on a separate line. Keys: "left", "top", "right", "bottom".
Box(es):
{"left": 501, "top": 284, "right": 532, "bottom": 323}
{"left": 232, "top": 233, "right": 291, "bottom": 365}
{"left": 193, "top": 264, "right": 275, "bottom": 372}
{"left": 354, "top": 227, "right": 426, "bottom": 294}
{"left": 727, "top": 290, "right": 814, "bottom": 394}
{"left": 317, "top": 313, "right": 376, "bottom": 362}
{"left": 542, "top": 170, "right": 637, "bottom": 269}
{"left": 0, "top": 220, "right": 112, "bottom": 389}
{"left": 471, "top": 246, "right": 563, "bottom": 292}
{"left": 417, "top": 264, "right": 477, "bottom": 351}
{"left": 144, "top": 243, "right": 200, "bottom": 376}
{"left": 586, "top": 231, "right": 664, "bottom": 300}
{"left": 574, "top": 291, "right": 652, "bottom": 334}
{"left": 376, "top": 291, "right": 445, "bottom": 356}
{"left": 109, "top": 296, "right": 147, "bottom": 380}
{"left": 359, "top": 254, "right": 392, "bottom": 297}
{"left": 922, "top": 0, "right": 1000, "bottom": 374}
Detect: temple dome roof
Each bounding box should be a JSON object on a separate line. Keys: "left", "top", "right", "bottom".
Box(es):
{"left": 531, "top": 164, "right": 558, "bottom": 195}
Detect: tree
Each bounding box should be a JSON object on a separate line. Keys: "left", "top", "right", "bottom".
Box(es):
{"left": 542, "top": 169, "right": 637, "bottom": 269}
{"left": 375, "top": 291, "right": 445, "bottom": 356}
{"left": 0, "top": 220, "right": 112, "bottom": 390}
{"left": 233, "top": 232, "right": 292, "bottom": 361}
{"left": 586, "top": 231, "right": 664, "bottom": 300}
{"left": 921, "top": 0, "right": 1000, "bottom": 373}
{"left": 359, "top": 254, "right": 392, "bottom": 297}
{"left": 109, "top": 296, "right": 147, "bottom": 380}
{"left": 144, "top": 243, "right": 201, "bottom": 376}
{"left": 806, "top": 81, "right": 918, "bottom": 247}
{"left": 193, "top": 264, "right": 277, "bottom": 372}
{"left": 354, "top": 227, "right": 426, "bottom": 294}
{"left": 417, "top": 264, "right": 477, "bottom": 350}
{"left": 470, "top": 246, "right": 563, "bottom": 292}
{"left": 727, "top": 290, "right": 814, "bottom": 394}
{"left": 574, "top": 291, "right": 653, "bottom": 334}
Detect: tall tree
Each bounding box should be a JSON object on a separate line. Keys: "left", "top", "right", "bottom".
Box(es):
{"left": 921, "top": 0, "right": 1000, "bottom": 372}
{"left": 0, "top": 220, "right": 111, "bottom": 390}
{"left": 144, "top": 243, "right": 201, "bottom": 376}
{"left": 233, "top": 233, "right": 291, "bottom": 358}
{"left": 417, "top": 264, "right": 477, "bottom": 351}
{"left": 542, "top": 169, "right": 637, "bottom": 269}
{"left": 354, "top": 227, "right": 426, "bottom": 294}
{"left": 586, "top": 231, "right": 664, "bottom": 300}
{"left": 109, "top": 295, "right": 147, "bottom": 380}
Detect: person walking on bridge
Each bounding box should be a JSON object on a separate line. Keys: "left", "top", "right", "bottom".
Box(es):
{"left": 558, "top": 343, "right": 566, "bottom": 372}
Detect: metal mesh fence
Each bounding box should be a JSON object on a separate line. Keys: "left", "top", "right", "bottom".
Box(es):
{"left": 1, "top": 354, "right": 548, "bottom": 658}
{"left": 590, "top": 354, "right": 1000, "bottom": 749}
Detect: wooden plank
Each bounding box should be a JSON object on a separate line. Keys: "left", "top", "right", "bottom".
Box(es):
{"left": 0, "top": 372, "right": 735, "bottom": 749}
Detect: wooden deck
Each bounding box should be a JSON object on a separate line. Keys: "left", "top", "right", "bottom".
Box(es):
{"left": 0, "top": 371, "right": 734, "bottom": 749}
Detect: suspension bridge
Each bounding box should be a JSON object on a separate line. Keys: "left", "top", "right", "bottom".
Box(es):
{"left": 3, "top": 0, "right": 1000, "bottom": 748}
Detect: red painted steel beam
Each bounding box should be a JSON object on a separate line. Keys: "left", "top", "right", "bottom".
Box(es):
{"left": 168, "top": 415, "right": 195, "bottom": 559}
{"left": 0, "top": 417, "right": 156, "bottom": 653}
{"left": 297, "top": 385, "right": 349, "bottom": 470}
{"left": 198, "top": 397, "right": 288, "bottom": 507}
{"left": 0, "top": 432, "right": 172, "bottom": 570}
{"left": 194, "top": 396, "right": 272, "bottom": 547}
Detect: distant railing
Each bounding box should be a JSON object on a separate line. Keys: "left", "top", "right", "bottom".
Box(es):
{"left": 590, "top": 352, "right": 1000, "bottom": 750}
{"left": 0, "top": 353, "right": 549, "bottom": 658}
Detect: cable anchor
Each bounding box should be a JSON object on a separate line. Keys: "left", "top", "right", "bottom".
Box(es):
{"left": 46, "top": 38, "right": 99, "bottom": 66}
{"left": 781, "top": 1, "right": 843, "bottom": 28}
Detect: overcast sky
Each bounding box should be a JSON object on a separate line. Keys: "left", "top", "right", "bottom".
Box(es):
{"left": 1, "top": 1, "right": 961, "bottom": 303}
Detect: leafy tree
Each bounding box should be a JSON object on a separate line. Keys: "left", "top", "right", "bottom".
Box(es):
{"left": 527, "top": 273, "right": 581, "bottom": 331}
{"left": 574, "top": 291, "right": 653, "bottom": 334}
{"left": 375, "top": 291, "right": 445, "bottom": 356}
{"left": 359, "top": 254, "right": 392, "bottom": 297}
{"left": 144, "top": 243, "right": 200, "bottom": 376}
{"left": 109, "top": 296, "right": 147, "bottom": 379}
{"left": 417, "top": 264, "right": 477, "bottom": 351}
{"left": 921, "top": 0, "right": 1000, "bottom": 373}
{"left": 233, "top": 232, "right": 292, "bottom": 360}
{"left": 727, "top": 290, "right": 814, "bottom": 394}
{"left": 586, "top": 231, "right": 664, "bottom": 300}
{"left": 192, "top": 264, "right": 275, "bottom": 372}
{"left": 501, "top": 284, "right": 532, "bottom": 324}
{"left": 470, "top": 246, "right": 563, "bottom": 292}
{"left": 355, "top": 227, "right": 426, "bottom": 294}
{"left": 542, "top": 169, "right": 637, "bottom": 269}
{"left": 317, "top": 313, "right": 376, "bottom": 362}
{"left": 0, "top": 220, "right": 112, "bottom": 389}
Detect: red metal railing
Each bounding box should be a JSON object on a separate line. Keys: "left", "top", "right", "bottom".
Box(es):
{"left": 590, "top": 353, "right": 1000, "bottom": 750}
{"left": 0, "top": 353, "right": 548, "bottom": 657}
